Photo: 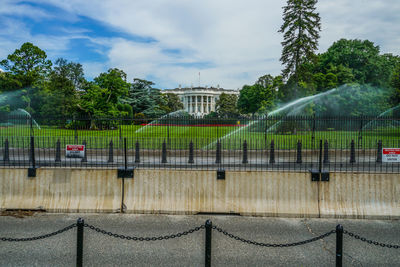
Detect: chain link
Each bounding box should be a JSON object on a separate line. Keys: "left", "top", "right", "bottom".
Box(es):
{"left": 0, "top": 223, "right": 77, "bottom": 242}
{"left": 84, "top": 223, "right": 205, "bottom": 241}
{"left": 212, "top": 225, "right": 335, "bottom": 247}
{"left": 344, "top": 230, "right": 399, "bottom": 249}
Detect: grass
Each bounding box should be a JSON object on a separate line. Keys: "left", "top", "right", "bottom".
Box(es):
{"left": 0, "top": 123, "right": 399, "bottom": 150}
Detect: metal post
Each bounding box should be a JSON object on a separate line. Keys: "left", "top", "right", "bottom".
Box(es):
{"left": 323, "top": 140, "right": 329, "bottom": 164}
{"left": 215, "top": 140, "right": 221, "bottom": 164}
{"left": 350, "top": 139, "right": 356, "bottom": 163}
{"left": 135, "top": 141, "right": 140, "bottom": 163}
{"left": 161, "top": 140, "right": 167, "bottom": 163}
{"left": 336, "top": 224, "right": 343, "bottom": 267}
{"left": 242, "top": 140, "right": 248, "bottom": 164}
{"left": 319, "top": 139, "right": 322, "bottom": 173}
{"left": 124, "top": 137, "right": 127, "bottom": 170}
{"left": 81, "top": 140, "right": 87, "bottom": 163}
{"left": 205, "top": 220, "right": 212, "bottom": 267}
{"left": 108, "top": 140, "right": 114, "bottom": 163}
{"left": 55, "top": 139, "right": 61, "bottom": 162}
{"left": 30, "top": 136, "right": 35, "bottom": 168}
{"left": 376, "top": 140, "right": 382, "bottom": 163}
{"left": 4, "top": 138, "right": 9, "bottom": 162}
{"left": 269, "top": 140, "right": 275, "bottom": 164}
{"left": 188, "top": 140, "right": 194, "bottom": 164}
{"left": 296, "top": 140, "right": 302, "bottom": 164}
{"left": 76, "top": 218, "right": 84, "bottom": 267}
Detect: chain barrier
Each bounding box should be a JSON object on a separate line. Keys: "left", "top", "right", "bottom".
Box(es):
{"left": 212, "top": 225, "right": 336, "bottom": 247}
{"left": 0, "top": 223, "right": 77, "bottom": 242}
{"left": 83, "top": 223, "right": 205, "bottom": 241}
{"left": 344, "top": 230, "right": 400, "bottom": 249}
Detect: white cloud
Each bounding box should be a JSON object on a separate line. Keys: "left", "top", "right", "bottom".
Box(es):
{"left": 2, "top": 0, "right": 400, "bottom": 88}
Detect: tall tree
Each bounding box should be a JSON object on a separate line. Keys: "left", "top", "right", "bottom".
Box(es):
{"left": 279, "top": 0, "right": 321, "bottom": 81}
{"left": 237, "top": 84, "right": 274, "bottom": 115}
{"left": 215, "top": 93, "right": 238, "bottom": 117}
{"left": 0, "top": 42, "right": 52, "bottom": 88}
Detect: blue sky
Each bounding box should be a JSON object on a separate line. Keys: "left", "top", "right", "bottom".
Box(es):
{"left": 1, "top": 0, "right": 400, "bottom": 89}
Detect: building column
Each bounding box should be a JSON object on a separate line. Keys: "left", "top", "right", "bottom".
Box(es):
{"left": 194, "top": 95, "right": 197, "bottom": 115}
{"left": 201, "top": 95, "right": 204, "bottom": 114}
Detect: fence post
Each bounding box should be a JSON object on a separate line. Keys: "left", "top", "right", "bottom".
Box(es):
{"left": 81, "top": 140, "right": 87, "bottom": 163}
{"left": 108, "top": 140, "right": 114, "bottom": 163}
{"left": 215, "top": 140, "right": 221, "bottom": 164}
{"left": 205, "top": 220, "right": 212, "bottom": 267}
{"left": 188, "top": 140, "right": 194, "bottom": 164}
{"left": 296, "top": 140, "right": 302, "bottom": 164}
{"left": 30, "top": 136, "right": 35, "bottom": 168}
{"left": 135, "top": 141, "right": 140, "bottom": 163}
{"left": 4, "top": 138, "right": 9, "bottom": 162}
{"left": 124, "top": 137, "right": 127, "bottom": 170}
{"left": 323, "top": 140, "right": 329, "bottom": 163}
{"left": 242, "top": 140, "right": 248, "bottom": 164}
{"left": 319, "top": 139, "right": 323, "bottom": 173}
{"left": 336, "top": 224, "right": 343, "bottom": 267}
{"left": 55, "top": 139, "right": 61, "bottom": 162}
{"left": 350, "top": 139, "right": 356, "bottom": 163}
{"left": 269, "top": 140, "right": 275, "bottom": 164}
{"left": 76, "top": 218, "right": 84, "bottom": 267}
{"left": 161, "top": 140, "right": 167, "bottom": 163}
{"left": 376, "top": 140, "right": 382, "bottom": 163}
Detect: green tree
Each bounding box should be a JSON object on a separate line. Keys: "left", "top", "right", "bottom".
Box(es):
{"left": 215, "top": 93, "right": 238, "bottom": 117}
{"left": 159, "top": 93, "right": 184, "bottom": 114}
{"left": 237, "top": 84, "right": 274, "bottom": 114}
{"left": 0, "top": 42, "right": 52, "bottom": 88}
{"left": 279, "top": 0, "right": 321, "bottom": 81}
{"left": 94, "top": 68, "right": 129, "bottom": 104}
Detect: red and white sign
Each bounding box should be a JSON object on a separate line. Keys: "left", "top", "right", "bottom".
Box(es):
{"left": 382, "top": 148, "right": 400, "bottom": 163}
{"left": 66, "top": 145, "right": 85, "bottom": 158}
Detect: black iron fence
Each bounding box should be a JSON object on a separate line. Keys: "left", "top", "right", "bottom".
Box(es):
{"left": 1, "top": 218, "right": 398, "bottom": 267}
{"left": 1, "top": 115, "right": 399, "bottom": 172}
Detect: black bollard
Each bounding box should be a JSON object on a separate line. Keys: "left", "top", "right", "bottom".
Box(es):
{"left": 188, "top": 140, "right": 194, "bottom": 164}
{"left": 269, "top": 140, "right": 275, "bottom": 164}
{"left": 108, "top": 140, "right": 114, "bottom": 163}
{"left": 323, "top": 140, "right": 329, "bottom": 163}
{"left": 205, "top": 220, "right": 212, "bottom": 267}
{"left": 376, "top": 140, "right": 382, "bottom": 163}
{"left": 296, "top": 140, "right": 302, "bottom": 164}
{"left": 76, "top": 218, "right": 84, "bottom": 267}
{"left": 55, "top": 139, "right": 61, "bottom": 162}
{"left": 215, "top": 140, "right": 221, "bottom": 164}
{"left": 161, "top": 140, "right": 167, "bottom": 163}
{"left": 336, "top": 224, "right": 343, "bottom": 267}
{"left": 135, "top": 141, "right": 140, "bottom": 163}
{"left": 30, "top": 136, "right": 35, "bottom": 168}
{"left": 350, "top": 139, "right": 356, "bottom": 163}
{"left": 81, "top": 140, "right": 87, "bottom": 162}
{"left": 242, "top": 140, "right": 248, "bottom": 164}
{"left": 3, "top": 138, "right": 9, "bottom": 162}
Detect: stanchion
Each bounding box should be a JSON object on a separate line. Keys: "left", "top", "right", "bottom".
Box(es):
{"left": 135, "top": 141, "right": 140, "bottom": 163}
{"left": 269, "top": 140, "right": 275, "bottom": 164}
{"left": 296, "top": 140, "right": 302, "bottom": 164}
{"left": 215, "top": 140, "right": 221, "bottom": 164}
{"left": 242, "top": 140, "right": 248, "bottom": 164}
{"left": 205, "top": 220, "right": 212, "bottom": 267}
{"left": 108, "top": 140, "right": 114, "bottom": 163}
{"left": 336, "top": 224, "right": 343, "bottom": 267}
{"left": 76, "top": 218, "right": 84, "bottom": 267}
{"left": 188, "top": 140, "right": 194, "bottom": 164}
{"left": 55, "top": 139, "right": 61, "bottom": 163}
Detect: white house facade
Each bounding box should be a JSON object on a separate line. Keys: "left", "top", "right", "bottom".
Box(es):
{"left": 162, "top": 86, "right": 240, "bottom": 116}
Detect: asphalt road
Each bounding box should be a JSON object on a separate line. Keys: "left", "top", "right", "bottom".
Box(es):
{"left": 0, "top": 213, "right": 399, "bottom": 267}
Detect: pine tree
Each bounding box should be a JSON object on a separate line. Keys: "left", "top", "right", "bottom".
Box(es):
{"left": 279, "top": 0, "right": 321, "bottom": 81}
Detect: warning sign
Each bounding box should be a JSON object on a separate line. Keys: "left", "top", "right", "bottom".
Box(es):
{"left": 66, "top": 145, "right": 85, "bottom": 158}
{"left": 382, "top": 148, "right": 400, "bottom": 163}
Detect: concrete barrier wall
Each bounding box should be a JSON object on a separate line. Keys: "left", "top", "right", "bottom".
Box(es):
{"left": 123, "top": 170, "right": 319, "bottom": 217}
{"left": 319, "top": 172, "right": 400, "bottom": 219}
{"left": 0, "top": 169, "right": 122, "bottom": 212}
{"left": 0, "top": 168, "right": 398, "bottom": 218}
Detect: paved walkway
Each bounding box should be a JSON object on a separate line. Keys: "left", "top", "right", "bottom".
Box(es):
{"left": 0, "top": 213, "right": 399, "bottom": 266}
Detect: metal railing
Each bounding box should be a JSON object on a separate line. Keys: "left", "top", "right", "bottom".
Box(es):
{"left": 1, "top": 218, "right": 398, "bottom": 266}
{"left": 1, "top": 115, "right": 399, "bottom": 172}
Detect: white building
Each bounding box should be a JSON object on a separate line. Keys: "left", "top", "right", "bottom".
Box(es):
{"left": 163, "top": 86, "right": 239, "bottom": 116}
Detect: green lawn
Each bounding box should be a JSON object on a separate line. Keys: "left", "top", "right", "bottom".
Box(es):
{"left": 0, "top": 123, "right": 399, "bottom": 150}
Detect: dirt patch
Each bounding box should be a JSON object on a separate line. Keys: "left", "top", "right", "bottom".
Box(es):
{"left": 0, "top": 210, "right": 41, "bottom": 218}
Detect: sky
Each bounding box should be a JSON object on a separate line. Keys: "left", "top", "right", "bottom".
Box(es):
{"left": 0, "top": 0, "right": 399, "bottom": 89}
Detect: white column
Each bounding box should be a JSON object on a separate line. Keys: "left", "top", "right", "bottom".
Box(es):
{"left": 201, "top": 95, "right": 204, "bottom": 114}
{"left": 194, "top": 95, "right": 197, "bottom": 115}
